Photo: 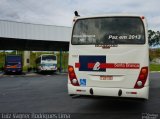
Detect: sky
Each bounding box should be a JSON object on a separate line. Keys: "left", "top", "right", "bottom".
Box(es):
{"left": 0, "top": 0, "right": 159, "bottom": 31}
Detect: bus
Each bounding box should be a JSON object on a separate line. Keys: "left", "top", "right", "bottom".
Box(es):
{"left": 4, "top": 55, "right": 22, "bottom": 74}
{"left": 36, "top": 54, "right": 57, "bottom": 73}
{"left": 68, "top": 14, "right": 149, "bottom": 99}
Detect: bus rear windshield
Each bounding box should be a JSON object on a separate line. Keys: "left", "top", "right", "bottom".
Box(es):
{"left": 42, "top": 56, "right": 56, "bottom": 60}
{"left": 72, "top": 17, "right": 145, "bottom": 45}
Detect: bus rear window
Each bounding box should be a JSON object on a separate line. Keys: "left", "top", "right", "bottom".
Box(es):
{"left": 42, "top": 56, "right": 56, "bottom": 60}
{"left": 72, "top": 17, "right": 145, "bottom": 45}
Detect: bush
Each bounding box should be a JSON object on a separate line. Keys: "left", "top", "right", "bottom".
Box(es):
{"left": 150, "top": 64, "right": 160, "bottom": 71}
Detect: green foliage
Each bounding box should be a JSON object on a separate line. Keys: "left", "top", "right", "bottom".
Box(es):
{"left": 56, "top": 51, "right": 68, "bottom": 71}
{"left": 149, "top": 48, "right": 160, "bottom": 61}
{"left": 150, "top": 64, "right": 160, "bottom": 71}
{"left": 148, "top": 30, "right": 160, "bottom": 46}
{"left": 23, "top": 66, "right": 28, "bottom": 72}
{"left": 0, "top": 51, "right": 6, "bottom": 68}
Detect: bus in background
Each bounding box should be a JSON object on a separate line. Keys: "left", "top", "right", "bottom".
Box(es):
{"left": 4, "top": 55, "right": 22, "bottom": 74}
{"left": 68, "top": 14, "right": 149, "bottom": 99}
{"left": 35, "top": 54, "right": 57, "bottom": 73}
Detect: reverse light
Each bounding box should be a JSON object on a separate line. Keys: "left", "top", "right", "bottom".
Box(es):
{"left": 137, "top": 81, "right": 142, "bottom": 87}
{"left": 68, "top": 65, "right": 80, "bottom": 86}
{"left": 72, "top": 79, "right": 78, "bottom": 84}
{"left": 134, "top": 67, "right": 148, "bottom": 89}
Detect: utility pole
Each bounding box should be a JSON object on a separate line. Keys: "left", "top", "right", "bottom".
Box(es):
{"left": 60, "top": 49, "right": 62, "bottom": 73}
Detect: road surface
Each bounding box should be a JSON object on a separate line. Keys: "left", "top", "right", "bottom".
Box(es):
{"left": 0, "top": 72, "right": 159, "bottom": 119}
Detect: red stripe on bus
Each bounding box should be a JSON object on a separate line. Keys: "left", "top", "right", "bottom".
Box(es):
{"left": 88, "top": 63, "right": 140, "bottom": 69}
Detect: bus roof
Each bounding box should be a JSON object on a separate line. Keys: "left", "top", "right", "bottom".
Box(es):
{"left": 74, "top": 14, "right": 145, "bottom": 20}
{"left": 39, "top": 54, "right": 56, "bottom": 57}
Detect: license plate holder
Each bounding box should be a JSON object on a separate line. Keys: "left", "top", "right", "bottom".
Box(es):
{"left": 100, "top": 76, "right": 113, "bottom": 80}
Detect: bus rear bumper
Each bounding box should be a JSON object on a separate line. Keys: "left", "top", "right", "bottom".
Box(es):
{"left": 4, "top": 68, "right": 22, "bottom": 74}
{"left": 68, "top": 84, "right": 149, "bottom": 99}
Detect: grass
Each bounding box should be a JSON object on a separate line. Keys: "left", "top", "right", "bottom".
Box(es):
{"left": 150, "top": 64, "right": 160, "bottom": 71}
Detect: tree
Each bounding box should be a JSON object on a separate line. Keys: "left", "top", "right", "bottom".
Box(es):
{"left": 148, "top": 30, "right": 160, "bottom": 46}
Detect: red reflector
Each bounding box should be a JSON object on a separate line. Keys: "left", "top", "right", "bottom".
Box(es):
{"left": 75, "top": 63, "right": 80, "bottom": 68}
{"left": 77, "top": 90, "right": 81, "bottom": 92}
{"left": 131, "top": 92, "right": 137, "bottom": 94}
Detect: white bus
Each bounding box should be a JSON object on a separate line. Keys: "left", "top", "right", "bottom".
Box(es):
{"left": 68, "top": 14, "right": 149, "bottom": 99}
{"left": 36, "top": 54, "right": 57, "bottom": 73}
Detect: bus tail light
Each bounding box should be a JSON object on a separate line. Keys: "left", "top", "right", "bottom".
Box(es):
{"left": 68, "top": 65, "right": 80, "bottom": 86}
{"left": 134, "top": 67, "right": 148, "bottom": 89}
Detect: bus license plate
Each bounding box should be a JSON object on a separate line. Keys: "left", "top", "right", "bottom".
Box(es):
{"left": 100, "top": 76, "right": 113, "bottom": 80}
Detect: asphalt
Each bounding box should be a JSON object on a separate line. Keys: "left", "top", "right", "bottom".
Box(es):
{"left": 0, "top": 72, "right": 159, "bottom": 119}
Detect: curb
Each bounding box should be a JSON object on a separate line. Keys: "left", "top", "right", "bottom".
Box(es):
{"left": 0, "top": 72, "right": 4, "bottom": 76}
{"left": 0, "top": 72, "right": 68, "bottom": 77}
